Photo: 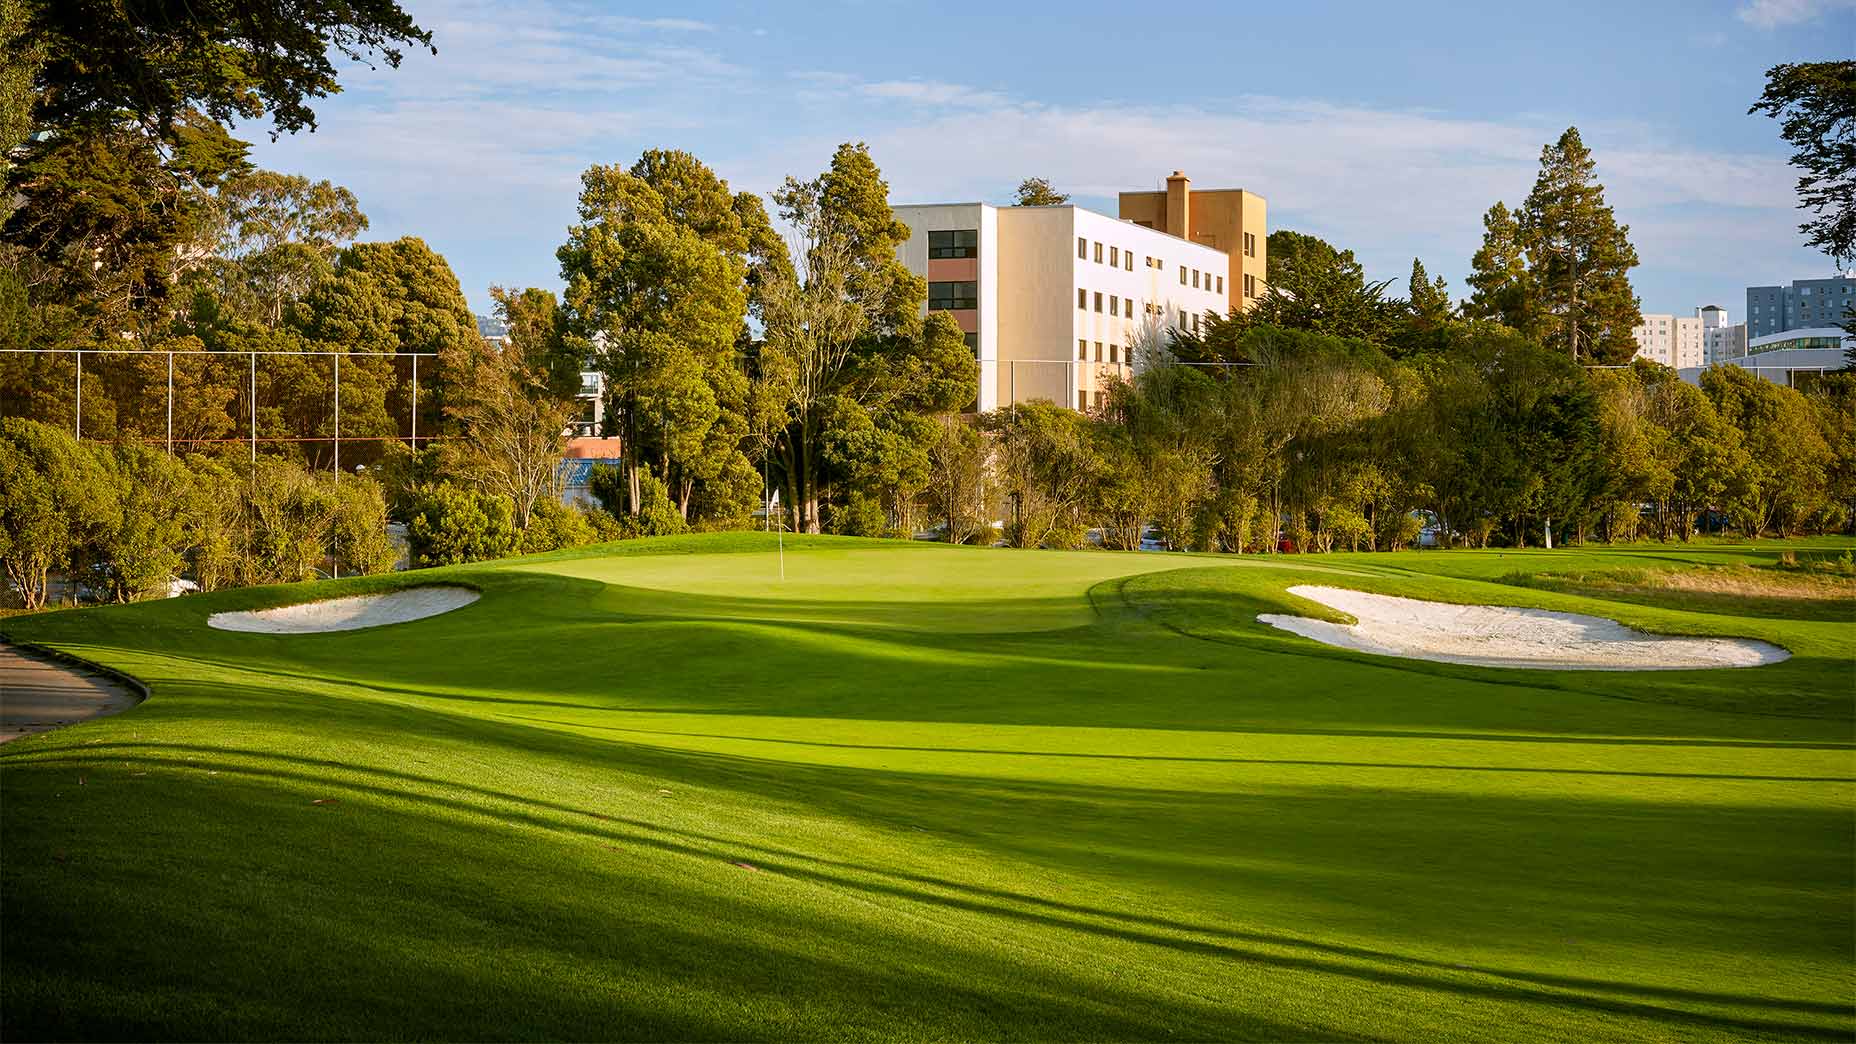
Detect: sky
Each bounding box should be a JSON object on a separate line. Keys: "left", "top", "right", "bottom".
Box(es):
{"left": 241, "top": 0, "right": 1856, "bottom": 321}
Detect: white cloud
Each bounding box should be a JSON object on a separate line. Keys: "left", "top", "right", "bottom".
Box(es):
{"left": 860, "top": 80, "right": 1016, "bottom": 109}
{"left": 1734, "top": 0, "right": 1856, "bottom": 28}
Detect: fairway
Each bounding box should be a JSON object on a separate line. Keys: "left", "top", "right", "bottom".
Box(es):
{"left": 2, "top": 534, "right": 1852, "bottom": 1041}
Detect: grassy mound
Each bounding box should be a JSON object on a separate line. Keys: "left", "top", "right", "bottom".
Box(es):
{"left": 3, "top": 535, "right": 1851, "bottom": 1041}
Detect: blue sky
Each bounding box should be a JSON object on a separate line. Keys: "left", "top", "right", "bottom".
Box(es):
{"left": 243, "top": 0, "right": 1856, "bottom": 321}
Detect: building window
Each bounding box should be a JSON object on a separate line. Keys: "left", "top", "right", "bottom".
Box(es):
{"left": 928, "top": 229, "right": 978, "bottom": 259}
{"left": 1094, "top": 292, "right": 1103, "bottom": 313}
{"left": 1109, "top": 344, "right": 1118, "bottom": 363}
{"left": 1179, "top": 265, "right": 1187, "bottom": 285}
{"left": 1095, "top": 341, "right": 1103, "bottom": 362}
{"left": 1078, "top": 339, "right": 1088, "bottom": 361}
{"left": 1192, "top": 269, "right": 1201, "bottom": 289}
{"left": 1078, "top": 237, "right": 1087, "bottom": 259}
{"left": 1124, "top": 253, "right": 1133, "bottom": 272}
{"left": 1109, "top": 294, "right": 1119, "bottom": 316}
{"left": 1078, "top": 391, "right": 1088, "bottom": 410}
{"left": 1109, "top": 245, "right": 1118, "bottom": 266}
{"left": 1078, "top": 288, "right": 1087, "bottom": 309}
{"left": 963, "top": 332, "right": 978, "bottom": 357}
{"left": 1094, "top": 241, "right": 1103, "bottom": 263}
{"left": 1244, "top": 273, "right": 1255, "bottom": 298}
{"left": 927, "top": 281, "right": 977, "bottom": 310}
{"left": 1243, "top": 232, "right": 1256, "bottom": 257}
{"left": 1216, "top": 276, "right": 1224, "bottom": 294}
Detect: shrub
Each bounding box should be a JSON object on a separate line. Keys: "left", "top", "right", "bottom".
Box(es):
{"left": 331, "top": 474, "right": 396, "bottom": 576}
{"left": 520, "top": 498, "right": 597, "bottom": 554}
{"left": 0, "top": 419, "right": 117, "bottom": 608}
{"left": 407, "top": 483, "right": 517, "bottom": 566}
{"left": 91, "top": 443, "right": 196, "bottom": 601}
{"left": 829, "top": 492, "right": 889, "bottom": 538}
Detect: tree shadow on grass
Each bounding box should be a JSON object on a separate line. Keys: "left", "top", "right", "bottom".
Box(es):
{"left": 10, "top": 723, "right": 1852, "bottom": 1041}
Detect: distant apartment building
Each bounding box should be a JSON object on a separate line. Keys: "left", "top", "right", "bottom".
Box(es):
{"left": 893, "top": 171, "right": 1264, "bottom": 413}
{"left": 1630, "top": 312, "right": 1704, "bottom": 369}
{"left": 1699, "top": 305, "right": 1749, "bottom": 365}
{"left": 1746, "top": 274, "right": 1855, "bottom": 338}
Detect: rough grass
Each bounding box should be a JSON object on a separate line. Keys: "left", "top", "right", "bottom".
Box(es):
{"left": 1501, "top": 556, "right": 1856, "bottom": 622}
{"left": 2, "top": 534, "right": 1852, "bottom": 1042}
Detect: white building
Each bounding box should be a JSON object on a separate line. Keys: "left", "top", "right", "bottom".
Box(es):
{"left": 1699, "top": 305, "right": 1749, "bottom": 366}
{"left": 1631, "top": 312, "right": 1704, "bottom": 369}
{"left": 894, "top": 202, "right": 1232, "bottom": 412}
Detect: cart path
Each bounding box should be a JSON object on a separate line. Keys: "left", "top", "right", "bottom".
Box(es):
{"left": 0, "top": 641, "right": 142, "bottom": 743}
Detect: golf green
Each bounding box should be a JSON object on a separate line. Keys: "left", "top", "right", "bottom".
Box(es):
{"left": 2, "top": 534, "right": 1851, "bottom": 1041}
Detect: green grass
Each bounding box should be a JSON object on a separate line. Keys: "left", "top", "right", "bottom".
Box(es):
{"left": 2, "top": 534, "right": 1852, "bottom": 1041}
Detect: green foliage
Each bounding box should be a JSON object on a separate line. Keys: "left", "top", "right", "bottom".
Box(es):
{"left": 558, "top": 149, "right": 762, "bottom": 526}
{"left": 1012, "top": 177, "right": 1069, "bottom": 206}
{"left": 1249, "top": 230, "right": 1401, "bottom": 341}
{"left": 22, "top": 0, "right": 430, "bottom": 141}
{"left": 1702, "top": 365, "right": 1833, "bottom": 536}
{"left": 0, "top": 418, "right": 113, "bottom": 608}
{"left": 827, "top": 491, "right": 891, "bottom": 538}
{"left": 406, "top": 482, "right": 518, "bottom": 567}
{"left": 1750, "top": 61, "right": 1856, "bottom": 265}
{"left": 519, "top": 498, "right": 598, "bottom": 554}
{"left": 330, "top": 474, "right": 395, "bottom": 576}
{"left": 1405, "top": 257, "right": 1454, "bottom": 331}
{"left": 89, "top": 443, "right": 195, "bottom": 602}
{"left": 1519, "top": 127, "right": 1642, "bottom": 363}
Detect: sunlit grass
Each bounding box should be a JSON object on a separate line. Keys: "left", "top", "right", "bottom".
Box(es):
{"left": 3, "top": 534, "right": 1852, "bottom": 1041}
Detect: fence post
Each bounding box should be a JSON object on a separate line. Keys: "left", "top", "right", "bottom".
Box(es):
{"left": 249, "top": 352, "right": 256, "bottom": 464}
{"left": 410, "top": 354, "right": 418, "bottom": 449}
{"left": 333, "top": 351, "right": 340, "bottom": 477}
{"left": 166, "top": 351, "right": 173, "bottom": 454}
{"left": 74, "top": 349, "right": 81, "bottom": 439}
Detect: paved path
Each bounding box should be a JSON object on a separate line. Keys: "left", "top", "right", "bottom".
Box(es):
{"left": 0, "top": 641, "right": 142, "bottom": 743}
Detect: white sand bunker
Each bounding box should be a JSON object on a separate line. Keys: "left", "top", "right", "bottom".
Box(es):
{"left": 208, "top": 586, "right": 480, "bottom": 634}
{"left": 1259, "top": 585, "right": 1787, "bottom": 671}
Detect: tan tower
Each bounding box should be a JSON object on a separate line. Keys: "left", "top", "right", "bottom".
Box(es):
{"left": 1119, "top": 171, "right": 1267, "bottom": 312}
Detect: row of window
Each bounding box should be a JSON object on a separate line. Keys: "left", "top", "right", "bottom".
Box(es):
{"left": 1078, "top": 237, "right": 1142, "bottom": 272}
{"left": 1076, "top": 339, "right": 1132, "bottom": 364}
{"left": 1242, "top": 231, "right": 1257, "bottom": 258}
{"left": 1078, "top": 390, "right": 1107, "bottom": 412}
{"left": 1179, "top": 266, "right": 1225, "bottom": 295}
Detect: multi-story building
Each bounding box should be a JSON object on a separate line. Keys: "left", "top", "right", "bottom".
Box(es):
{"left": 1699, "top": 305, "right": 1749, "bottom": 365}
{"left": 1746, "top": 274, "right": 1856, "bottom": 338}
{"left": 1630, "top": 312, "right": 1703, "bottom": 368}
{"left": 893, "top": 172, "right": 1262, "bottom": 413}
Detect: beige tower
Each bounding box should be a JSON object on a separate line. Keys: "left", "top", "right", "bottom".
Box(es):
{"left": 1118, "top": 171, "right": 1267, "bottom": 312}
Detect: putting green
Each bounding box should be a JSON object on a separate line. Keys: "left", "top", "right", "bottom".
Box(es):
{"left": 2, "top": 533, "right": 1851, "bottom": 1042}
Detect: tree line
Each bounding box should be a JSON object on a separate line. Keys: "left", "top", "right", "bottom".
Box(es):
{"left": 1, "top": 0, "right": 1849, "bottom": 603}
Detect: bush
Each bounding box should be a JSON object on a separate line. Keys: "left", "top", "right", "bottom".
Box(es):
{"left": 829, "top": 492, "right": 890, "bottom": 538}
{"left": 331, "top": 474, "right": 396, "bottom": 576}
{"left": 407, "top": 483, "right": 517, "bottom": 566}
{"left": 520, "top": 498, "right": 597, "bottom": 554}
{"left": 0, "top": 419, "right": 115, "bottom": 608}
{"left": 91, "top": 443, "right": 195, "bottom": 601}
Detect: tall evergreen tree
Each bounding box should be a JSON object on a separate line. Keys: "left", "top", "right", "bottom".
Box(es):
{"left": 1519, "top": 127, "right": 1641, "bottom": 363}
{"left": 1463, "top": 202, "right": 1535, "bottom": 334}
{"left": 1406, "top": 257, "right": 1453, "bottom": 330}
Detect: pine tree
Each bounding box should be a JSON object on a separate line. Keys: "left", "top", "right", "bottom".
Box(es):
{"left": 1013, "top": 177, "right": 1069, "bottom": 206}
{"left": 1519, "top": 127, "right": 1641, "bottom": 363}
{"left": 1407, "top": 257, "right": 1454, "bottom": 330}
{"left": 1463, "top": 202, "right": 1535, "bottom": 334}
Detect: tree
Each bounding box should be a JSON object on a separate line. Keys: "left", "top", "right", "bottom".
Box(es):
{"left": 90, "top": 443, "right": 196, "bottom": 601}
{"left": 557, "top": 149, "right": 765, "bottom": 522}
{"left": 1013, "top": 177, "right": 1069, "bottom": 206}
{"left": 1462, "top": 202, "right": 1537, "bottom": 335}
{"left": 1702, "top": 366, "right": 1832, "bottom": 536}
{"left": 1406, "top": 257, "right": 1454, "bottom": 330}
{"left": 20, "top": 0, "right": 431, "bottom": 143}
{"left": 1518, "top": 127, "right": 1641, "bottom": 363}
{"left": 1247, "top": 230, "right": 1400, "bottom": 342}
{"left": 213, "top": 170, "right": 369, "bottom": 327}
{"left": 0, "top": 418, "right": 113, "bottom": 608}
{"left": 985, "top": 400, "right": 1098, "bottom": 548}
{"left": 1750, "top": 61, "right": 1856, "bottom": 266}
{"left": 754, "top": 143, "right": 973, "bottom": 533}
{"left": 440, "top": 327, "right": 575, "bottom": 531}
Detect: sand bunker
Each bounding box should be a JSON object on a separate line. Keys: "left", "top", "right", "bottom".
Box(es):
{"left": 1258, "top": 585, "right": 1788, "bottom": 670}
{"left": 208, "top": 586, "right": 479, "bottom": 634}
